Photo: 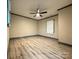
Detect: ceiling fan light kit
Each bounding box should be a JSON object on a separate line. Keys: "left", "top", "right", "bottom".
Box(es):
{"left": 36, "top": 13, "right": 40, "bottom": 17}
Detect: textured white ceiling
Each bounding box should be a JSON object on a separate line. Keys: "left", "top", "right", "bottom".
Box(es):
{"left": 11, "top": 0, "right": 72, "bottom": 20}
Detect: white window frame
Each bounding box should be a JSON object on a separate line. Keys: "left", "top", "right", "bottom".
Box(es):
{"left": 47, "top": 19, "right": 55, "bottom": 34}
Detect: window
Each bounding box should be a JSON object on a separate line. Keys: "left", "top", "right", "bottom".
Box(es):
{"left": 47, "top": 20, "right": 54, "bottom": 34}
{"left": 7, "top": 0, "right": 11, "bottom": 27}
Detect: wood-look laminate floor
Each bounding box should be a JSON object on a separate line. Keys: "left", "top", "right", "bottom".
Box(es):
{"left": 8, "top": 36, "right": 72, "bottom": 59}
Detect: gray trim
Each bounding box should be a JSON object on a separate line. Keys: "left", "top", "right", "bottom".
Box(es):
{"left": 40, "top": 14, "right": 58, "bottom": 20}
{"left": 57, "top": 4, "right": 72, "bottom": 11}
{"left": 10, "top": 35, "right": 58, "bottom": 40}
{"left": 11, "top": 12, "right": 58, "bottom": 21}
{"left": 10, "top": 35, "right": 38, "bottom": 39}
{"left": 37, "top": 35, "right": 58, "bottom": 40}
{"left": 58, "top": 42, "right": 72, "bottom": 47}
{"left": 11, "top": 12, "right": 38, "bottom": 20}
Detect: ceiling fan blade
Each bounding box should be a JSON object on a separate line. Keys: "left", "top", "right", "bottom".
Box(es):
{"left": 30, "top": 8, "right": 37, "bottom": 12}
{"left": 30, "top": 13, "right": 36, "bottom": 14}
{"left": 40, "top": 11, "right": 47, "bottom": 14}
{"left": 40, "top": 15, "right": 43, "bottom": 17}
{"left": 33, "top": 15, "right": 36, "bottom": 17}
{"left": 40, "top": 8, "right": 47, "bottom": 12}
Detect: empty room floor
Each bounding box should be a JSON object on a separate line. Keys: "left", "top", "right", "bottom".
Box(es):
{"left": 8, "top": 36, "right": 72, "bottom": 59}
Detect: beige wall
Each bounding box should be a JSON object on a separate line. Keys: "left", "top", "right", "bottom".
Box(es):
{"left": 10, "top": 14, "right": 38, "bottom": 38}
{"left": 38, "top": 16, "right": 58, "bottom": 39}
{"left": 58, "top": 6, "right": 72, "bottom": 45}
{"left": 10, "top": 14, "right": 58, "bottom": 39}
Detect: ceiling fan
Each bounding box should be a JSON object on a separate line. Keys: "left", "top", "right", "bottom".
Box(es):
{"left": 30, "top": 8, "right": 47, "bottom": 17}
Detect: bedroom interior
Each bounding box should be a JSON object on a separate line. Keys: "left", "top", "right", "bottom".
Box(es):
{"left": 7, "top": 0, "right": 72, "bottom": 59}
